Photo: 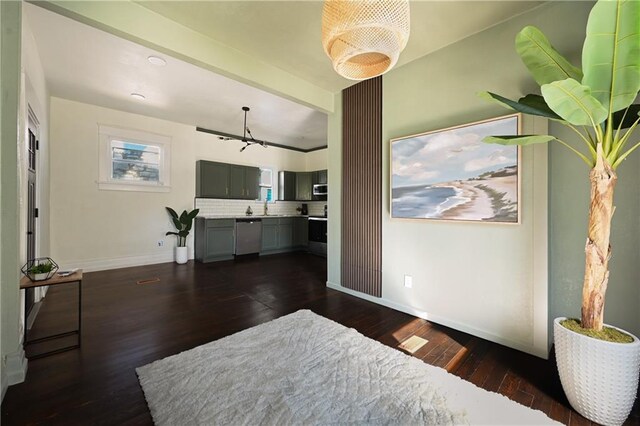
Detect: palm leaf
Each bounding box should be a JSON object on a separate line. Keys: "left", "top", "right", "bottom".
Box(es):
{"left": 483, "top": 135, "right": 556, "bottom": 146}
{"left": 172, "top": 217, "right": 182, "bottom": 231}
{"left": 179, "top": 210, "right": 188, "bottom": 224}
{"left": 165, "top": 207, "right": 178, "bottom": 219}
{"left": 541, "top": 78, "right": 608, "bottom": 127}
{"left": 187, "top": 209, "right": 200, "bottom": 220}
{"left": 165, "top": 231, "right": 179, "bottom": 236}
{"left": 478, "top": 91, "right": 561, "bottom": 119}
{"left": 516, "top": 26, "right": 583, "bottom": 85}
{"left": 582, "top": 0, "right": 640, "bottom": 113}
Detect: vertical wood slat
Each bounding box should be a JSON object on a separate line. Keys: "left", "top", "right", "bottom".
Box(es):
{"left": 341, "top": 77, "right": 382, "bottom": 297}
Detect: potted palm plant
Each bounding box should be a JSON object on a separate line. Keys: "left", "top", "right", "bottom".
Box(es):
{"left": 165, "top": 207, "right": 199, "bottom": 264}
{"left": 480, "top": 1, "right": 639, "bottom": 424}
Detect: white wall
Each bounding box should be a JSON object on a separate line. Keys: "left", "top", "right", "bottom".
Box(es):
{"left": 22, "top": 10, "right": 51, "bottom": 304}
{"left": 1, "top": 0, "right": 26, "bottom": 400}
{"left": 305, "top": 148, "right": 327, "bottom": 171}
{"left": 49, "top": 97, "right": 326, "bottom": 271}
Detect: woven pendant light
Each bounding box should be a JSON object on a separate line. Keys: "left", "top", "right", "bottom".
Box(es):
{"left": 322, "top": 0, "right": 410, "bottom": 81}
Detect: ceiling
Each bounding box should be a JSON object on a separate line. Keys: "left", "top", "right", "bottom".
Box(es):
{"left": 25, "top": 3, "right": 329, "bottom": 151}
{"left": 136, "top": 1, "right": 544, "bottom": 92}
{"left": 26, "top": 1, "right": 545, "bottom": 151}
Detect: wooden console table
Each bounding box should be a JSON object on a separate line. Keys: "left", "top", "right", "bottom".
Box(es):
{"left": 20, "top": 270, "right": 83, "bottom": 359}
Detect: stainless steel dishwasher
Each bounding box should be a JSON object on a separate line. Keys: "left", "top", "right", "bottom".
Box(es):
{"left": 235, "top": 218, "right": 262, "bottom": 255}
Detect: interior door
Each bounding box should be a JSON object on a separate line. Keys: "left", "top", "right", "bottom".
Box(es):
{"left": 26, "top": 128, "right": 37, "bottom": 316}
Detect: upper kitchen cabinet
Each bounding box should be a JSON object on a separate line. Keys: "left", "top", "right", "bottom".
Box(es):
{"left": 295, "top": 172, "right": 313, "bottom": 201}
{"left": 278, "top": 169, "right": 328, "bottom": 201}
{"left": 196, "top": 160, "right": 230, "bottom": 198}
{"left": 278, "top": 171, "right": 297, "bottom": 201}
{"left": 196, "top": 160, "right": 259, "bottom": 199}
{"left": 314, "top": 169, "right": 327, "bottom": 185}
{"left": 229, "top": 165, "right": 260, "bottom": 200}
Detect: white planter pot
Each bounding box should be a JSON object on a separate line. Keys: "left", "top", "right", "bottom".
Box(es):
{"left": 175, "top": 246, "right": 188, "bottom": 264}
{"left": 554, "top": 317, "right": 640, "bottom": 426}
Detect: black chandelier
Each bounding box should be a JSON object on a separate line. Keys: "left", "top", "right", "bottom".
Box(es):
{"left": 198, "top": 106, "right": 268, "bottom": 152}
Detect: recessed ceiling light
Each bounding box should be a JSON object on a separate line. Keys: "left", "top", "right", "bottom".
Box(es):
{"left": 147, "top": 55, "right": 167, "bottom": 66}
{"left": 130, "top": 93, "right": 146, "bottom": 100}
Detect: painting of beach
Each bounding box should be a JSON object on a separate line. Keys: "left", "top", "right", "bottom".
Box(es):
{"left": 391, "top": 114, "right": 520, "bottom": 223}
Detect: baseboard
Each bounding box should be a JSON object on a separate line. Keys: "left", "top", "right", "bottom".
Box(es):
{"left": 1, "top": 365, "right": 8, "bottom": 402}
{"left": 60, "top": 251, "right": 192, "bottom": 272}
{"left": 3, "top": 347, "right": 28, "bottom": 398}
{"left": 26, "top": 300, "right": 43, "bottom": 331}
{"left": 326, "top": 281, "right": 549, "bottom": 359}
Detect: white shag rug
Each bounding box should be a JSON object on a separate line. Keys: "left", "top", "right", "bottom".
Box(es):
{"left": 137, "top": 310, "right": 559, "bottom": 425}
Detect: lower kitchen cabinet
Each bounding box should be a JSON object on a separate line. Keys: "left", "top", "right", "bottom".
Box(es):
{"left": 196, "top": 216, "right": 309, "bottom": 263}
{"left": 260, "top": 217, "right": 307, "bottom": 255}
{"left": 277, "top": 218, "right": 294, "bottom": 249}
{"left": 261, "top": 219, "right": 279, "bottom": 252}
{"left": 195, "top": 218, "right": 235, "bottom": 262}
{"left": 293, "top": 217, "right": 308, "bottom": 247}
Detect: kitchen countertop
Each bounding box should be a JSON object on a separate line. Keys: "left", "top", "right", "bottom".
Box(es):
{"left": 197, "top": 214, "right": 310, "bottom": 219}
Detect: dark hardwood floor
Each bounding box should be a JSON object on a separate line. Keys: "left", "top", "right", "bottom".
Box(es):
{"left": 2, "top": 252, "right": 638, "bottom": 425}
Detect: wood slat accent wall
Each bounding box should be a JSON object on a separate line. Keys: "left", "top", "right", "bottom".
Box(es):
{"left": 341, "top": 77, "right": 382, "bottom": 297}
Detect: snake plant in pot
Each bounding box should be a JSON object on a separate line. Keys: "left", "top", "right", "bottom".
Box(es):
{"left": 480, "top": 0, "right": 639, "bottom": 424}
{"left": 166, "top": 207, "right": 199, "bottom": 264}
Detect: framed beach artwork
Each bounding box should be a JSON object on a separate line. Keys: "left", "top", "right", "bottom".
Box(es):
{"left": 390, "top": 114, "right": 521, "bottom": 223}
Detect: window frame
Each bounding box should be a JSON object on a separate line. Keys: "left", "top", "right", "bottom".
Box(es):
{"left": 259, "top": 167, "right": 276, "bottom": 203}
{"left": 98, "top": 125, "right": 171, "bottom": 192}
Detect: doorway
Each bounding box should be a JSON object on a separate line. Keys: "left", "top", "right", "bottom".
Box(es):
{"left": 26, "top": 110, "right": 39, "bottom": 317}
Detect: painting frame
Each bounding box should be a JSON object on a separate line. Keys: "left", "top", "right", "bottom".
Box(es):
{"left": 389, "top": 113, "right": 523, "bottom": 225}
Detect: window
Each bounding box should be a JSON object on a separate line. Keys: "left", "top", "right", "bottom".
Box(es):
{"left": 98, "top": 125, "right": 171, "bottom": 192}
{"left": 260, "top": 168, "right": 275, "bottom": 202}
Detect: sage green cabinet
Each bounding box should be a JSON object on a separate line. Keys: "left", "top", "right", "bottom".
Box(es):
{"left": 245, "top": 167, "right": 260, "bottom": 199}
{"left": 261, "top": 218, "right": 279, "bottom": 251}
{"left": 195, "top": 218, "right": 235, "bottom": 262}
{"left": 261, "top": 217, "right": 307, "bottom": 254}
{"left": 293, "top": 217, "right": 309, "bottom": 247}
{"left": 314, "top": 169, "right": 328, "bottom": 185}
{"left": 196, "top": 160, "right": 259, "bottom": 200}
{"left": 278, "top": 171, "right": 297, "bottom": 201}
{"left": 277, "top": 218, "right": 294, "bottom": 249}
{"left": 196, "top": 161, "right": 229, "bottom": 198}
{"left": 295, "top": 172, "right": 313, "bottom": 201}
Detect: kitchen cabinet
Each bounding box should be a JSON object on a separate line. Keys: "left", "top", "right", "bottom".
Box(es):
{"left": 278, "top": 171, "right": 296, "bottom": 201}
{"left": 293, "top": 217, "right": 309, "bottom": 247}
{"left": 277, "top": 218, "right": 294, "bottom": 249}
{"left": 260, "top": 217, "right": 308, "bottom": 254}
{"left": 295, "top": 172, "right": 313, "bottom": 201}
{"left": 196, "top": 160, "right": 259, "bottom": 200}
{"left": 313, "top": 169, "right": 328, "bottom": 185}
{"left": 261, "top": 218, "right": 279, "bottom": 251}
{"left": 196, "top": 161, "right": 229, "bottom": 198}
{"left": 229, "top": 165, "right": 259, "bottom": 199}
{"left": 195, "top": 218, "right": 235, "bottom": 262}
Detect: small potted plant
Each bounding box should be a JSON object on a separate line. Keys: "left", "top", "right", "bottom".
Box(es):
{"left": 21, "top": 257, "right": 59, "bottom": 281}
{"left": 481, "top": 1, "right": 640, "bottom": 424}
{"left": 165, "top": 207, "right": 199, "bottom": 264}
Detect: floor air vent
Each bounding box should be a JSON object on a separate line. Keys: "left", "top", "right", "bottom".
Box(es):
{"left": 136, "top": 278, "right": 160, "bottom": 285}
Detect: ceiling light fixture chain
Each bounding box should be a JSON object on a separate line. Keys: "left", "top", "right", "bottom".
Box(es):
{"left": 321, "top": 0, "right": 410, "bottom": 81}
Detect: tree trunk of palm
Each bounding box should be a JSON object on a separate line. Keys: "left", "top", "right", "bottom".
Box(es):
{"left": 581, "top": 146, "right": 617, "bottom": 331}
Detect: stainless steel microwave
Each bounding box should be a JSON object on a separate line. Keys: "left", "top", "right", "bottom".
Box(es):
{"left": 313, "top": 184, "right": 327, "bottom": 196}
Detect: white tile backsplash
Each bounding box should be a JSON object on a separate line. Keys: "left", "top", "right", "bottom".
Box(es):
{"left": 195, "top": 198, "right": 326, "bottom": 217}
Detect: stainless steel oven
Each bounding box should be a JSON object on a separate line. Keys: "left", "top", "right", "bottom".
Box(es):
{"left": 308, "top": 216, "right": 327, "bottom": 257}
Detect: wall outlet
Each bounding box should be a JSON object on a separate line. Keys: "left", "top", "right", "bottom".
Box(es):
{"left": 404, "top": 275, "right": 413, "bottom": 288}
{"left": 157, "top": 240, "right": 164, "bottom": 247}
